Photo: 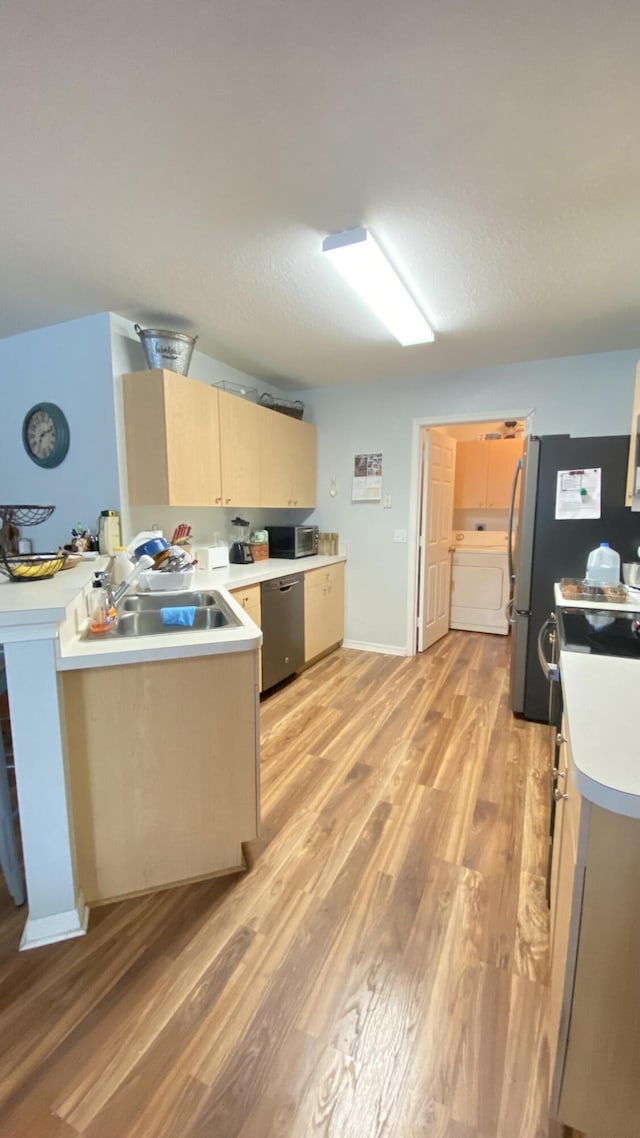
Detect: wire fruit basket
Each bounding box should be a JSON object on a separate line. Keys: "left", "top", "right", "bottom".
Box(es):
{"left": 0, "top": 506, "right": 67, "bottom": 581}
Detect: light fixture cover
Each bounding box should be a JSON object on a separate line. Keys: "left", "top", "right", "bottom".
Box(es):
{"left": 322, "top": 226, "right": 434, "bottom": 346}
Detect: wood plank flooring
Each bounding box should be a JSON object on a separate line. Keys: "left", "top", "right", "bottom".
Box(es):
{"left": 0, "top": 632, "right": 560, "bottom": 1137}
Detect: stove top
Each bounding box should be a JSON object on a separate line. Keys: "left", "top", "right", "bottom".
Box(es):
{"left": 558, "top": 606, "right": 640, "bottom": 659}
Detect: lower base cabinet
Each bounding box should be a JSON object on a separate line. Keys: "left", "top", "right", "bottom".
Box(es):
{"left": 63, "top": 651, "right": 259, "bottom": 905}
{"left": 229, "top": 584, "right": 263, "bottom": 692}
{"left": 550, "top": 732, "right": 640, "bottom": 1137}
{"left": 304, "top": 562, "right": 345, "bottom": 663}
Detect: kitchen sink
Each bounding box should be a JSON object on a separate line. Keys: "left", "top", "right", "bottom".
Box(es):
{"left": 83, "top": 590, "right": 242, "bottom": 639}
{"left": 121, "top": 591, "right": 220, "bottom": 611}
{"left": 113, "top": 607, "right": 240, "bottom": 637}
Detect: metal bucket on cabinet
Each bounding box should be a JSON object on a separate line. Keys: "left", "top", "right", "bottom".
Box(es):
{"left": 134, "top": 325, "right": 198, "bottom": 376}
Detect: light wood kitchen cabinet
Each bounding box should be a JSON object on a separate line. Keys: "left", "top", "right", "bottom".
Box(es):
{"left": 453, "top": 438, "right": 522, "bottom": 509}
{"left": 548, "top": 732, "right": 585, "bottom": 1088}
{"left": 123, "top": 369, "right": 221, "bottom": 506}
{"left": 123, "top": 370, "right": 317, "bottom": 509}
{"left": 229, "top": 584, "right": 262, "bottom": 691}
{"left": 549, "top": 729, "right": 640, "bottom": 1137}
{"left": 259, "top": 411, "right": 316, "bottom": 509}
{"left": 304, "top": 562, "right": 344, "bottom": 663}
{"left": 453, "top": 440, "right": 489, "bottom": 509}
{"left": 63, "top": 651, "right": 259, "bottom": 905}
{"left": 218, "top": 389, "right": 261, "bottom": 507}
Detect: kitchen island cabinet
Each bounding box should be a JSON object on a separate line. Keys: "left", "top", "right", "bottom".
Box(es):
{"left": 304, "top": 561, "right": 344, "bottom": 663}
{"left": 63, "top": 650, "right": 259, "bottom": 904}
{"left": 0, "top": 559, "right": 262, "bottom": 948}
{"left": 550, "top": 744, "right": 640, "bottom": 1136}
{"left": 550, "top": 593, "right": 640, "bottom": 1136}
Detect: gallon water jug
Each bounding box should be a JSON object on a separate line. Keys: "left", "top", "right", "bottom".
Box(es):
{"left": 585, "top": 542, "right": 620, "bottom": 585}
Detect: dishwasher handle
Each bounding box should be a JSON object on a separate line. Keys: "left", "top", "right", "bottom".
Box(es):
{"left": 278, "top": 578, "right": 301, "bottom": 592}
{"left": 262, "top": 576, "right": 302, "bottom": 593}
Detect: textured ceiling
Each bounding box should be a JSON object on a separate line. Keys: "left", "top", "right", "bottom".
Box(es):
{"left": 1, "top": 0, "right": 640, "bottom": 389}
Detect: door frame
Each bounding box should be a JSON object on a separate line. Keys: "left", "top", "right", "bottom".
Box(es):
{"left": 406, "top": 408, "right": 536, "bottom": 657}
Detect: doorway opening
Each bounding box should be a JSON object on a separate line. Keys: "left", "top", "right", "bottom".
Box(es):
{"left": 410, "top": 412, "right": 534, "bottom": 656}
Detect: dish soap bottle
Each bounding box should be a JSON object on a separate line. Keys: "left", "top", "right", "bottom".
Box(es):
{"left": 585, "top": 542, "right": 620, "bottom": 585}
{"left": 88, "top": 576, "right": 114, "bottom": 634}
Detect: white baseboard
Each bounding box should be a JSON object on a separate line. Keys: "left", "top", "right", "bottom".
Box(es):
{"left": 342, "top": 639, "right": 408, "bottom": 657}
{"left": 19, "top": 891, "right": 89, "bottom": 951}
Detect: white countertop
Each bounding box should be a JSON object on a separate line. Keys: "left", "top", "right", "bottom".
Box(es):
{"left": 0, "top": 556, "right": 107, "bottom": 627}
{"left": 204, "top": 553, "right": 345, "bottom": 589}
{"left": 0, "top": 553, "right": 346, "bottom": 671}
{"left": 553, "top": 583, "right": 640, "bottom": 818}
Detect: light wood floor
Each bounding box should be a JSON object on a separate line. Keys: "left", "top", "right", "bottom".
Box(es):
{"left": 0, "top": 632, "right": 561, "bottom": 1137}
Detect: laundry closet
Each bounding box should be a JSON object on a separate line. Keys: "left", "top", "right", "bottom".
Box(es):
{"left": 447, "top": 422, "right": 523, "bottom": 636}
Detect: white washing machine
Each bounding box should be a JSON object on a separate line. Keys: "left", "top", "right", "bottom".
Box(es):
{"left": 449, "top": 530, "right": 510, "bottom": 635}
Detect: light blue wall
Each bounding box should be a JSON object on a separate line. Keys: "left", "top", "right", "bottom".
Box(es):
{"left": 0, "top": 313, "right": 118, "bottom": 552}
{"left": 298, "top": 348, "right": 640, "bottom": 651}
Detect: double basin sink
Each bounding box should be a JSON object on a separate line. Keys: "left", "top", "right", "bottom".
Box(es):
{"left": 86, "top": 591, "right": 241, "bottom": 639}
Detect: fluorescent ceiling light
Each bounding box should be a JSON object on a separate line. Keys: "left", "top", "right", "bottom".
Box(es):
{"left": 322, "top": 226, "right": 434, "bottom": 346}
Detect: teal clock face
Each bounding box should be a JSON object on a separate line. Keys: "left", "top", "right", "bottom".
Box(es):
{"left": 22, "top": 403, "right": 70, "bottom": 468}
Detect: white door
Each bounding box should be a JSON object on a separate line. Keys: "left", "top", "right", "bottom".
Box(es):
{"left": 417, "top": 427, "right": 456, "bottom": 651}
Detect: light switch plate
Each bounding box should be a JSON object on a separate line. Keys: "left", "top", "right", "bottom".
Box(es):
{"left": 383, "top": 494, "right": 392, "bottom": 508}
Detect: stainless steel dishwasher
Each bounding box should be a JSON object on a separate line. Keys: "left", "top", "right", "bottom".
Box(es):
{"left": 260, "top": 573, "right": 305, "bottom": 691}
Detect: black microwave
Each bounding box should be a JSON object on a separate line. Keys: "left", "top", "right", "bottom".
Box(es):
{"left": 267, "top": 525, "right": 318, "bottom": 559}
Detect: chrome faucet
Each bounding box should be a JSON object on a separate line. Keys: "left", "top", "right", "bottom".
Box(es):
{"left": 94, "top": 554, "right": 155, "bottom": 609}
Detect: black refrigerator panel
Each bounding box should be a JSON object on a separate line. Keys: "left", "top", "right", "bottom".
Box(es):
{"left": 522, "top": 434, "right": 636, "bottom": 722}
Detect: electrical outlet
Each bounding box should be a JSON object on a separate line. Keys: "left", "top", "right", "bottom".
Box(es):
{"left": 393, "top": 529, "right": 407, "bottom": 543}
{"left": 383, "top": 494, "right": 392, "bottom": 509}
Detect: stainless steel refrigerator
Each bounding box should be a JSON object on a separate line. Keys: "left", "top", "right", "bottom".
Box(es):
{"left": 509, "top": 434, "right": 638, "bottom": 722}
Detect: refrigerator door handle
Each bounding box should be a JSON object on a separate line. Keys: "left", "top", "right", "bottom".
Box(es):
{"left": 505, "top": 596, "right": 515, "bottom": 624}
{"left": 507, "top": 456, "right": 523, "bottom": 587}
{"left": 537, "top": 614, "right": 560, "bottom": 682}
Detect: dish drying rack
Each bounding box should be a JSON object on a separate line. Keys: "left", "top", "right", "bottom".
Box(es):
{"left": 0, "top": 505, "right": 66, "bottom": 581}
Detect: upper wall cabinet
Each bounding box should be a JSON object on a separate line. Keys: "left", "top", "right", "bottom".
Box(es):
{"left": 259, "top": 410, "right": 317, "bottom": 509}
{"left": 123, "top": 370, "right": 316, "bottom": 509}
{"left": 454, "top": 438, "right": 523, "bottom": 510}
{"left": 123, "top": 369, "right": 221, "bottom": 507}
{"left": 218, "top": 390, "right": 261, "bottom": 508}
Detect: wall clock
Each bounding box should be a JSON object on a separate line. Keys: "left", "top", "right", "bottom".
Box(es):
{"left": 22, "top": 402, "right": 70, "bottom": 468}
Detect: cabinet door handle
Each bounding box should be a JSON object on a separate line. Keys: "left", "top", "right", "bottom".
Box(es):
{"left": 552, "top": 767, "right": 566, "bottom": 780}
{"left": 556, "top": 732, "right": 566, "bottom": 745}
{"left": 215, "top": 496, "right": 222, "bottom": 504}
{"left": 554, "top": 788, "right": 569, "bottom": 802}
{"left": 225, "top": 497, "right": 231, "bottom": 504}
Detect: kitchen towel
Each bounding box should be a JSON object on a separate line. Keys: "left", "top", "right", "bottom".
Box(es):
{"left": 160, "top": 606, "right": 197, "bottom": 627}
